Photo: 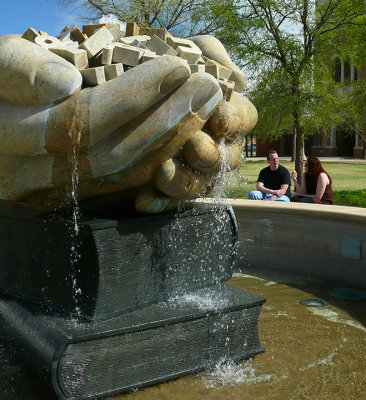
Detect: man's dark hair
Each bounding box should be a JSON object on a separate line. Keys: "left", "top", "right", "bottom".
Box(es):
{"left": 267, "top": 150, "right": 278, "bottom": 160}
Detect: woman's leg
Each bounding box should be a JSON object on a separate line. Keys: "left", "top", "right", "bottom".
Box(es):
{"left": 291, "top": 196, "right": 315, "bottom": 203}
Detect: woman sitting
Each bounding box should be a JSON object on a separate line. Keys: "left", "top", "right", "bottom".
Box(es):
{"left": 290, "top": 157, "right": 333, "bottom": 204}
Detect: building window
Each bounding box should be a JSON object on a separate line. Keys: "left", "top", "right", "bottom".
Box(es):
{"left": 334, "top": 58, "right": 341, "bottom": 82}
{"left": 353, "top": 68, "right": 358, "bottom": 81}
{"left": 344, "top": 61, "right": 351, "bottom": 81}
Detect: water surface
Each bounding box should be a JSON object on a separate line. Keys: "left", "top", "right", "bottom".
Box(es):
{"left": 1, "top": 270, "right": 365, "bottom": 400}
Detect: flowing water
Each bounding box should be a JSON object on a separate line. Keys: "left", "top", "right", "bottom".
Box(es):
{"left": 67, "top": 146, "right": 83, "bottom": 318}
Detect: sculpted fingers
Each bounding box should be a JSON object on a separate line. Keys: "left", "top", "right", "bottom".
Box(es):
{"left": 0, "top": 36, "right": 82, "bottom": 106}
{"left": 86, "top": 71, "right": 222, "bottom": 177}
{"left": 83, "top": 56, "right": 192, "bottom": 146}
{"left": 183, "top": 131, "right": 222, "bottom": 173}
{"left": 135, "top": 187, "right": 179, "bottom": 214}
{"left": 208, "top": 91, "right": 258, "bottom": 140}
{"left": 188, "top": 35, "right": 247, "bottom": 93}
{"left": 154, "top": 159, "right": 206, "bottom": 200}
{"left": 183, "top": 132, "right": 244, "bottom": 174}
{"left": 181, "top": 92, "right": 256, "bottom": 176}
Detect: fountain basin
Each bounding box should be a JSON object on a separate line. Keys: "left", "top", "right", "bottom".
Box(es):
{"left": 200, "top": 199, "right": 366, "bottom": 288}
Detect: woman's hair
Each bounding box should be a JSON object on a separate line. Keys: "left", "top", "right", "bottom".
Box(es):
{"left": 306, "top": 157, "right": 332, "bottom": 183}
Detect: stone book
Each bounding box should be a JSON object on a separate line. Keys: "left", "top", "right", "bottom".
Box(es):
{"left": 0, "top": 204, "right": 237, "bottom": 320}
{"left": 0, "top": 284, "right": 265, "bottom": 400}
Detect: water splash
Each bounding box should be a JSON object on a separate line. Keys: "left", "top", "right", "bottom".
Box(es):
{"left": 298, "top": 338, "right": 347, "bottom": 371}
{"left": 309, "top": 308, "right": 366, "bottom": 332}
{"left": 166, "top": 292, "right": 230, "bottom": 311}
{"left": 202, "top": 358, "right": 273, "bottom": 388}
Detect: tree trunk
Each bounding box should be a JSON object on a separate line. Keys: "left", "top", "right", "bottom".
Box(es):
{"left": 356, "top": 131, "right": 366, "bottom": 159}
{"left": 361, "top": 132, "right": 366, "bottom": 159}
{"left": 291, "top": 130, "right": 296, "bottom": 162}
{"left": 291, "top": 87, "right": 306, "bottom": 182}
{"left": 294, "top": 112, "right": 305, "bottom": 184}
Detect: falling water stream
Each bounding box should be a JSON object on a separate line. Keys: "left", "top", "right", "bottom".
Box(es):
{"left": 68, "top": 145, "right": 82, "bottom": 318}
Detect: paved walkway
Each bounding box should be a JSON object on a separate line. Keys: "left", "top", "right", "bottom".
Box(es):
{"left": 245, "top": 156, "right": 366, "bottom": 163}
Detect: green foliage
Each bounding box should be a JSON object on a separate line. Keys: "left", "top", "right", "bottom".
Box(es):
{"left": 206, "top": 0, "right": 366, "bottom": 176}
{"left": 333, "top": 189, "right": 366, "bottom": 207}
{"left": 59, "top": 0, "right": 229, "bottom": 36}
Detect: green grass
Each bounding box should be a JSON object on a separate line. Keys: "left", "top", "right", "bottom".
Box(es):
{"left": 222, "top": 160, "right": 366, "bottom": 208}
{"left": 333, "top": 189, "right": 366, "bottom": 207}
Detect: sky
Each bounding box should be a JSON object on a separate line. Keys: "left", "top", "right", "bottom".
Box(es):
{"left": 0, "top": 0, "right": 94, "bottom": 37}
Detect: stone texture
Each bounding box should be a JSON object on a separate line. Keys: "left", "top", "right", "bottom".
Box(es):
{"left": 0, "top": 35, "right": 82, "bottom": 106}
{"left": 119, "top": 35, "right": 150, "bottom": 45}
{"left": 197, "top": 56, "right": 205, "bottom": 64}
{"left": 146, "top": 35, "right": 177, "bottom": 56}
{"left": 101, "top": 45, "right": 114, "bottom": 65}
{"left": 59, "top": 24, "right": 86, "bottom": 44}
{"left": 176, "top": 45, "right": 202, "bottom": 64}
{"left": 131, "top": 39, "right": 147, "bottom": 49}
{"left": 125, "top": 22, "right": 139, "bottom": 37}
{"left": 88, "top": 50, "right": 104, "bottom": 67}
{"left": 79, "top": 26, "right": 114, "bottom": 58}
{"left": 49, "top": 47, "right": 88, "bottom": 69}
{"left": 104, "top": 63, "right": 123, "bottom": 80}
{"left": 204, "top": 57, "right": 233, "bottom": 80}
{"left": 219, "top": 79, "right": 235, "bottom": 101}
{"left": 60, "top": 40, "right": 79, "bottom": 50}
{"left": 21, "top": 27, "right": 39, "bottom": 42}
{"left": 204, "top": 64, "right": 220, "bottom": 78}
{"left": 167, "top": 36, "right": 201, "bottom": 52}
{"left": 112, "top": 43, "right": 145, "bottom": 66}
{"left": 141, "top": 51, "right": 160, "bottom": 63}
{"left": 190, "top": 64, "right": 205, "bottom": 74}
{"left": 106, "top": 24, "right": 123, "bottom": 41}
{"left": 82, "top": 23, "right": 121, "bottom": 38}
{"left": 80, "top": 66, "right": 106, "bottom": 86}
{"left": 189, "top": 35, "right": 246, "bottom": 92}
{"left": 208, "top": 91, "right": 258, "bottom": 139}
{"left": 139, "top": 27, "right": 169, "bottom": 42}
{"left": 34, "top": 35, "right": 62, "bottom": 49}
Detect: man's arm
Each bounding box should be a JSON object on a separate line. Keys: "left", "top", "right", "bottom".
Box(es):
{"left": 257, "top": 182, "right": 288, "bottom": 200}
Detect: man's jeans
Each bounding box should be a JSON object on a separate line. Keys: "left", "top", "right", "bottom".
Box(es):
{"left": 248, "top": 191, "right": 290, "bottom": 202}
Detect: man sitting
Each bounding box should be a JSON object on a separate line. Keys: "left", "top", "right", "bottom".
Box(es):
{"left": 248, "top": 150, "right": 291, "bottom": 202}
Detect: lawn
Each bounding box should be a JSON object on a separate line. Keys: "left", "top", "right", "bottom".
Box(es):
{"left": 220, "top": 159, "right": 366, "bottom": 207}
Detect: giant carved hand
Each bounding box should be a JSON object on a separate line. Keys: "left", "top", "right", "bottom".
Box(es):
{"left": 0, "top": 34, "right": 257, "bottom": 214}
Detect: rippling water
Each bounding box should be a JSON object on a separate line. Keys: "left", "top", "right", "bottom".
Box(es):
{"left": 1, "top": 271, "right": 365, "bottom": 400}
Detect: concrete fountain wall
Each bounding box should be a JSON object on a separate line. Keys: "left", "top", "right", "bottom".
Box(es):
{"left": 201, "top": 200, "right": 366, "bottom": 288}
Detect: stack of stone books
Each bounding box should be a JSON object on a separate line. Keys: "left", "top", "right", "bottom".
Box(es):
{"left": 0, "top": 202, "right": 265, "bottom": 399}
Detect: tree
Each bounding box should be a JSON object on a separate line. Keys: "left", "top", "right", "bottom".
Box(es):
{"left": 209, "top": 0, "right": 366, "bottom": 177}
{"left": 59, "top": 0, "right": 232, "bottom": 36}
{"left": 338, "top": 81, "right": 366, "bottom": 159}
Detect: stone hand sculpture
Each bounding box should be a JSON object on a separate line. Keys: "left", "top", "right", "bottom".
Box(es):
{"left": 0, "top": 33, "right": 257, "bottom": 214}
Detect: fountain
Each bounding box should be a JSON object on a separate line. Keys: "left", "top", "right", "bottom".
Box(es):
{"left": 0, "top": 23, "right": 265, "bottom": 399}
